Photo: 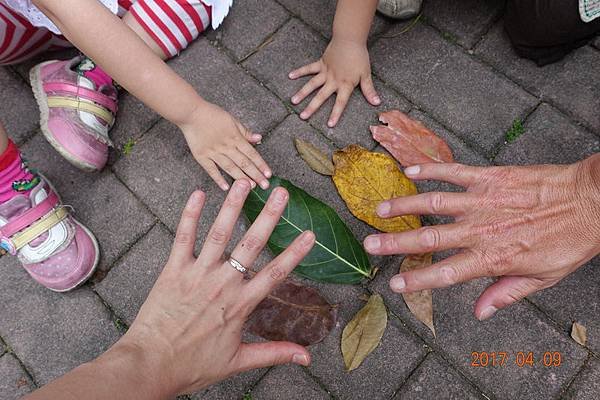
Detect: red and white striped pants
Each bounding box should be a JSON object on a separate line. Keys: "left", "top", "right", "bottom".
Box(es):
{"left": 0, "top": 0, "right": 211, "bottom": 66}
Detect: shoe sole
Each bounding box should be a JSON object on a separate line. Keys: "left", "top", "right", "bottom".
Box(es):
{"left": 30, "top": 61, "right": 99, "bottom": 173}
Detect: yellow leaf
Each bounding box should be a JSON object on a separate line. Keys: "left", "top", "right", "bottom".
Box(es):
{"left": 571, "top": 322, "right": 587, "bottom": 345}
{"left": 341, "top": 294, "right": 387, "bottom": 371}
{"left": 400, "top": 253, "right": 435, "bottom": 336}
{"left": 333, "top": 145, "right": 421, "bottom": 233}
{"left": 294, "top": 138, "right": 334, "bottom": 176}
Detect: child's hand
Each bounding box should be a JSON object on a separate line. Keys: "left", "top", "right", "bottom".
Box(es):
{"left": 289, "top": 38, "right": 381, "bottom": 127}
{"left": 180, "top": 102, "right": 272, "bottom": 191}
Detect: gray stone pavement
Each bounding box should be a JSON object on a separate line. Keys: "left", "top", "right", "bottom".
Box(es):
{"left": 0, "top": 1, "right": 599, "bottom": 399}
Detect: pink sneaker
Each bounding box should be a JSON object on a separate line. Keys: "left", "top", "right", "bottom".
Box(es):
{"left": 0, "top": 176, "right": 99, "bottom": 292}
{"left": 29, "top": 57, "right": 118, "bottom": 172}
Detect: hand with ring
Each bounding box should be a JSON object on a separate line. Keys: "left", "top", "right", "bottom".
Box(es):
{"left": 26, "top": 179, "right": 316, "bottom": 399}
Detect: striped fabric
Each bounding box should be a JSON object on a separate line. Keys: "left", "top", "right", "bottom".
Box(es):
{"left": 0, "top": 0, "right": 211, "bottom": 66}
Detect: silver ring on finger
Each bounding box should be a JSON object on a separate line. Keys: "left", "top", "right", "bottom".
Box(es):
{"left": 227, "top": 257, "right": 247, "bottom": 274}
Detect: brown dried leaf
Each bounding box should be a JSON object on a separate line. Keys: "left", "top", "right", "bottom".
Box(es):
{"left": 371, "top": 110, "right": 454, "bottom": 167}
{"left": 341, "top": 294, "right": 387, "bottom": 371}
{"left": 333, "top": 145, "right": 421, "bottom": 233}
{"left": 571, "top": 322, "right": 587, "bottom": 346}
{"left": 400, "top": 253, "right": 435, "bottom": 336}
{"left": 247, "top": 279, "right": 337, "bottom": 346}
{"left": 294, "top": 138, "right": 335, "bottom": 176}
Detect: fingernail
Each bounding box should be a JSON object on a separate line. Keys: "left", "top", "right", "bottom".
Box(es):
{"left": 364, "top": 236, "right": 380, "bottom": 251}
{"left": 250, "top": 180, "right": 256, "bottom": 189}
{"left": 301, "top": 231, "right": 315, "bottom": 245}
{"left": 390, "top": 275, "right": 406, "bottom": 292}
{"left": 274, "top": 187, "right": 287, "bottom": 202}
{"left": 405, "top": 165, "right": 421, "bottom": 176}
{"left": 300, "top": 112, "right": 308, "bottom": 119}
{"left": 293, "top": 354, "right": 309, "bottom": 366}
{"left": 328, "top": 120, "right": 335, "bottom": 127}
{"left": 373, "top": 96, "right": 381, "bottom": 105}
{"left": 192, "top": 191, "right": 203, "bottom": 202}
{"left": 221, "top": 183, "right": 230, "bottom": 191}
{"left": 377, "top": 202, "right": 391, "bottom": 217}
{"left": 292, "top": 96, "right": 299, "bottom": 104}
{"left": 264, "top": 170, "right": 272, "bottom": 178}
{"left": 478, "top": 306, "right": 497, "bottom": 321}
{"left": 260, "top": 180, "right": 270, "bottom": 190}
{"left": 289, "top": 72, "right": 295, "bottom": 79}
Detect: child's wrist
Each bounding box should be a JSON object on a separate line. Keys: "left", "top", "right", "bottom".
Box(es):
{"left": 176, "top": 98, "right": 211, "bottom": 131}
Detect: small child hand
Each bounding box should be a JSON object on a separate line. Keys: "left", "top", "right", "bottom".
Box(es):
{"left": 180, "top": 102, "right": 272, "bottom": 191}
{"left": 288, "top": 38, "right": 381, "bottom": 127}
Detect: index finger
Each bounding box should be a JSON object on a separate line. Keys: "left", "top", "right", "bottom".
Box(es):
{"left": 169, "top": 190, "right": 206, "bottom": 265}
{"left": 241, "top": 230, "right": 315, "bottom": 309}
{"left": 404, "top": 163, "right": 483, "bottom": 188}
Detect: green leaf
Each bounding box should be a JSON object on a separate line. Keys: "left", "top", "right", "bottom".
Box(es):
{"left": 243, "top": 177, "right": 372, "bottom": 284}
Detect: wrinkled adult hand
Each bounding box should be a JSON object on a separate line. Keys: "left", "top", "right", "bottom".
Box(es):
{"left": 288, "top": 38, "right": 380, "bottom": 127}
{"left": 106, "top": 181, "right": 315, "bottom": 397}
{"left": 363, "top": 155, "right": 600, "bottom": 320}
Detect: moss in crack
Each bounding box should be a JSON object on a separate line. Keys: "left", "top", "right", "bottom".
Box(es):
{"left": 122, "top": 138, "right": 136, "bottom": 155}
{"left": 505, "top": 119, "right": 525, "bottom": 143}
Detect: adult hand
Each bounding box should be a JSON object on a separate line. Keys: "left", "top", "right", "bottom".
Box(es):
{"left": 288, "top": 37, "right": 380, "bottom": 128}
{"left": 363, "top": 155, "right": 600, "bottom": 320}
{"left": 41, "top": 181, "right": 314, "bottom": 400}
{"left": 181, "top": 102, "right": 272, "bottom": 191}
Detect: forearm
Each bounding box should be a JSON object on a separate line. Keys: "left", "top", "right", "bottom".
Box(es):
{"left": 332, "top": 0, "right": 378, "bottom": 44}
{"left": 33, "top": 0, "right": 206, "bottom": 127}
{"left": 24, "top": 343, "right": 173, "bottom": 400}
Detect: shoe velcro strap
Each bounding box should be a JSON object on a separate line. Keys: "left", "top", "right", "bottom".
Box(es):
{"left": 0, "top": 191, "right": 60, "bottom": 239}
{"left": 47, "top": 96, "right": 114, "bottom": 126}
{"left": 43, "top": 82, "right": 117, "bottom": 114}
{"left": 10, "top": 207, "right": 69, "bottom": 252}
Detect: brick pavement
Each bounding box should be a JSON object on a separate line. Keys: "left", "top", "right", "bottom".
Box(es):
{"left": 0, "top": 1, "right": 599, "bottom": 399}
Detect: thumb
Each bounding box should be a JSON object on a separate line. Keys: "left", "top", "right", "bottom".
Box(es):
{"left": 474, "top": 276, "right": 546, "bottom": 321}
{"left": 360, "top": 75, "right": 381, "bottom": 106}
{"left": 234, "top": 341, "right": 310, "bottom": 372}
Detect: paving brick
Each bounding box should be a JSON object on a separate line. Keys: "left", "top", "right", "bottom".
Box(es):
{"left": 422, "top": 0, "right": 506, "bottom": 49}
{"left": 0, "top": 67, "right": 39, "bottom": 145}
{"left": 393, "top": 353, "right": 483, "bottom": 399}
{"left": 371, "top": 23, "right": 538, "bottom": 155}
{"left": 21, "top": 134, "right": 156, "bottom": 278}
{"left": 529, "top": 257, "right": 600, "bottom": 355}
{"left": 208, "top": 0, "right": 290, "bottom": 61}
{"left": 243, "top": 19, "right": 408, "bottom": 148}
{"left": 495, "top": 103, "right": 600, "bottom": 166}
{"left": 169, "top": 38, "right": 288, "bottom": 134}
{"left": 191, "top": 369, "right": 268, "bottom": 400}
{"left": 275, "top": 0, "right": 391, "bottom": 40}
{"left": 593, "top": 36, "right": 600, "bottom": 49}
{"left": 433, "top": 276, "right": 587, "bottom": 399}
{"left": 95, "top": 224, "right": 171, "bottom": 325}
{"left": 251, "top": 364, "right": 330, "bottom": 400}
{"left": 0, "top": 258, "right": 120, "bottom": 384}
{"left": 565, "top": 357, "right": 600, "bottom": 400}
{"left": 475, "top": 22, "right": 600, "bottom": 134}
{"left": 0, "top": 353, "right": 35, "bottom": 398}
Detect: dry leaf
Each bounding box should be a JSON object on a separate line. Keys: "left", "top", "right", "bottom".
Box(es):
{"left": 333, "top": 145, "right": 421, "bottom": 233}
{"left": 341, "top": 294, "right": 387, "bottom": 371}
{"left": 247, "top": 278, "right": 337, "bottom": 346}
{"left": 400, "top": 253, "right": 435, "bottom": 336}
{"left": 294, "top": 138, "right": 335, "bottom": 176}
{"left": 371, "top": 110, "right": 454, "bottom": 167}
{"left": 571, "top": 322, "right": 587, "bottom": 346}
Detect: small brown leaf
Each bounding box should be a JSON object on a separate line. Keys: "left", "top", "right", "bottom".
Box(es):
{"left": 247, "top": 279, "right": 337, "bottom": 346}
{"left": 294, "top": 138, "right": 335, "bottom": 176}
{"left": 571, "top": 322, "right": 587, "bottom": 346}
{"left": 341, "top": 294, "right": 387, "bottom": 371}
{"left": 371, "top": 110, "right": 454, "bottom": 167}
{"left": 333, "top": 145, "right": 420, "bottom": 233}
{"left": 400, "top": 253, "right": 435, "bottom": 336}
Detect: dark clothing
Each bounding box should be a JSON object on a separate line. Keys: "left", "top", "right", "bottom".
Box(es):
{"left": 505, "top": 0, "right": 600, "bottom": 66}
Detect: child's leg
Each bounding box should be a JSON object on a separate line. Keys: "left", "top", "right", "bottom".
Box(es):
{"left": 118, "top": 0, "right": 212, "bottom": 60}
